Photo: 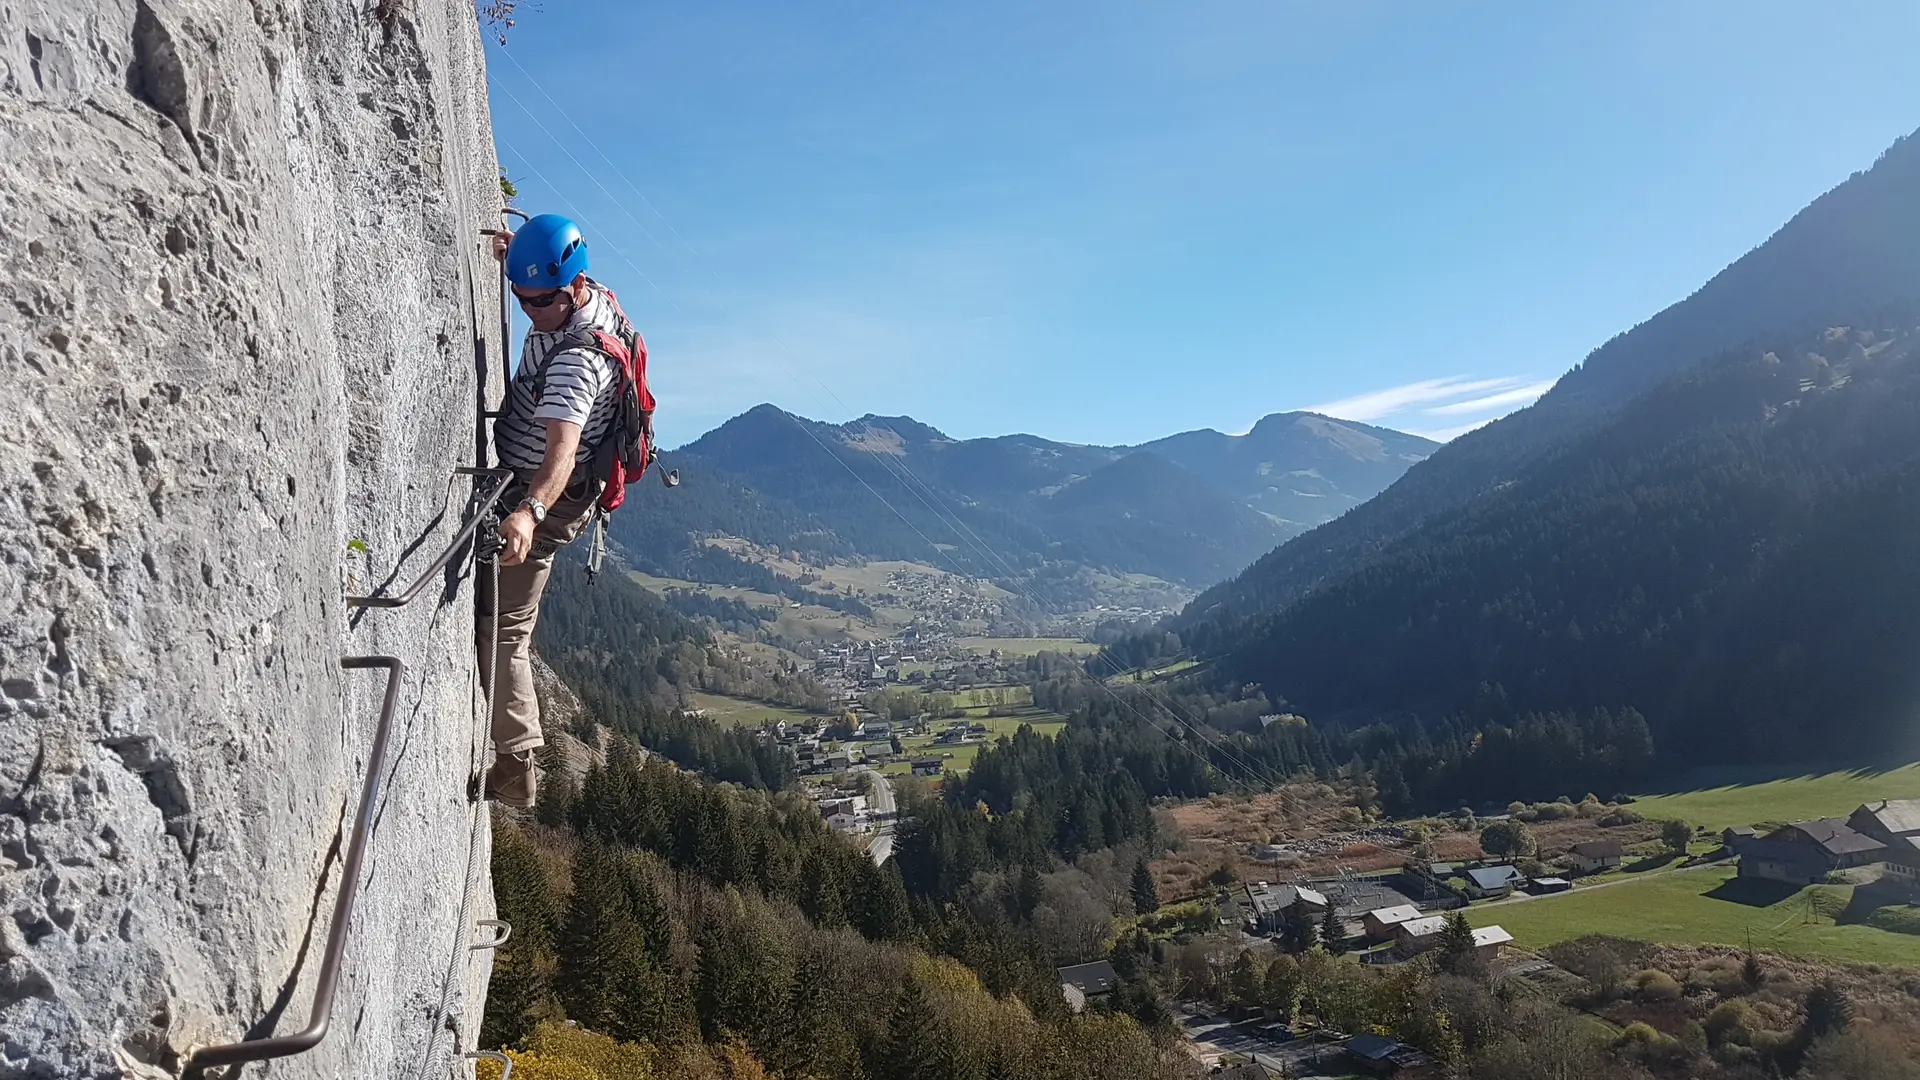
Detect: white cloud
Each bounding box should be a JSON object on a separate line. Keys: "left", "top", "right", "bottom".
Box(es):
{"left": 1403, "top": 418, "right": 1497, "bottom": 443}
{"left": 1423, "top": 380, "right": 1556, "bottom": 417}
{"left": 1304, "top": 375, "right": 1535, "bottom": 423}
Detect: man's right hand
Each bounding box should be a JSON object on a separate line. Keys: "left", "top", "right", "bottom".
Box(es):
{"left": 499, "top": 508, "right": 536, "bottom": 566}
{"left": 490, "top": 230, "right": 513, "bottom": 262}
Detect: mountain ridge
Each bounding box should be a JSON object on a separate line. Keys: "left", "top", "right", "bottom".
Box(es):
{"left": 1155, "top": 126, "right": 1920, "bottom": 773}
{"left": 1174, "top": 126, "right": 1920, "bottom": 636}
{"left": 622, "top": 404, "right": 1439, "bottom": 597}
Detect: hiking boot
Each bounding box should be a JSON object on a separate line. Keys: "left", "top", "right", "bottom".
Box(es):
{"left": 487, "top": 750, "right": 538, "bottom": 809}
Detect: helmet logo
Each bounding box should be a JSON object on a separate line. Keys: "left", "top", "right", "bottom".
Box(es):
{"left": 524, "top": 264, "right": 539, "bottom": 279}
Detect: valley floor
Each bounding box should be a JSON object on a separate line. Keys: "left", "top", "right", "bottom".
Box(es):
{"left": 1465, "top": 863, "right": 1920, "bottom": 966}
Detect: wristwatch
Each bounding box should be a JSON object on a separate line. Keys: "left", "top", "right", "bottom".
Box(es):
{"left": 517, "top": 497, "right": 547, "bottom": 524}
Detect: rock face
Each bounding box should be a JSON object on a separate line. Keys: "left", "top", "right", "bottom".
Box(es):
{"left": 0, "top": 1, "right": 506, "bottom": 1076}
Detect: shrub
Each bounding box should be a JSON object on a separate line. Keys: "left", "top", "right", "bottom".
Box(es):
{"left": 1682, "top": 955, "right": 1745, "bottom": 997}
{"left": 1615, "top": 1020, "right": 1687, "bottom": 1063}
{"left": 1480, "top": 820, "right": 1536, "bottom": 858}
{"left": 1616, "top": 1021, "right": 1663, "bottom": 1046}
{"left": 1661, "top": 818, "right": 1695, "bottom": 854}
{"left": 1704, "top": 1000, "right": 1756, "bottom": 1047}
{"left": 1631, "top": 968, "right": 1683, "bottom": 1002}
{"left": 1866, "top": 906, "right": 1920, "bottom": 935}
{"left": 1598, "top": 808, "right": 1644, "bottom": 827}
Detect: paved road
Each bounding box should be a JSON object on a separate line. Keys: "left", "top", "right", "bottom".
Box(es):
{"left": 1178, "top": 1012, "right": 1340, "bottom": 1075}
{"left": 863, "top": 767, "right": 897, "bottom": 815}
{"left": 860, "top": 767, "right": 896, "bottom": 865}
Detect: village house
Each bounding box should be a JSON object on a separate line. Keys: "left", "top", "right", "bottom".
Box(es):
{"left": 1471, "top": 925, "right": 1514, "bottom": 960}
{"left": 1360, "top": 904, "right": 1424, "bottom": 941}
{"left": 1244, "top": 882, "right": 1328, "bottom": 933}
{"left": 1739, "top": 818, "right": 1886, "bottom": 885}
{"left": 910, "top": 758, "right": 944, "bottom": 776}
{"left": 1722, "top": 826, "right": 1760, "bottom": 854}
{"left": 1847, "top": 800, "right": 1920, "bottom": 897}
{"left": 1463, "top": 865, "right": 1526, "bottom": 899}
{"left": 1343, "top": 1034, "right": 1441, "bottom": 1078}
{"left": 1568, "top": 840, "right": 1624, "bottom": 873}
{"left": 819, "top": 796, "right": 868, "bottom": 820}
{"left": 1057, "top": 961, "right": 1117, "bottom": 1013}
{"left": 1526, "top": 876, "right": 1572, "bottom": 894}
{"left": 1393, "top": 915, "right": 1447, "bottom": 953}
{"left": 826, "top": 812, "right": 864, "bottom": 834}
{"left": 1394, "top": 916, "right": 1511, "bottom": 961}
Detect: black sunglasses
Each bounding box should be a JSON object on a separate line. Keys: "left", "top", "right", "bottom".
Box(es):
{"left": 515, "top": 288, "right": 568, "bottom": 309}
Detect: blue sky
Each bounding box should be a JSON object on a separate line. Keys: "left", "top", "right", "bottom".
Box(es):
{"left": 484, "top": 2, "right": 1920, "bottom": 448}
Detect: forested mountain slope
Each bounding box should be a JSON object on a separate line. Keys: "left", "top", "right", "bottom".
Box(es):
{"left": 616, "top": 404, "right": 1434, "bottom": 593}
{"left": 1176, "top": 129, "right": 1920, "bottom": 634}
{"left": 1219, "top": 323, "right": 1920, "bottom": 765}
{"left": 1135, "top": 412, "right": 1437, "bottom": 526}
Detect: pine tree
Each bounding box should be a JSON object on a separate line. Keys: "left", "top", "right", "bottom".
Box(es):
{"left": 1803, "top": 980, "right": 1853, "bottom": 1039}
{"left": 1013, "top": 863, "right": 1044, "bottom": 920}
{"left": 534, "top": 743, "right": 575, "bottom": 829}
{"left": 1281, "top": 901, "right": 1317, "bottom": 954}
{"left": 555, "top": 840, "right": 651, "bottom": 1038}
{"left": 876, "top": 974, "right": 946, "bottom": 1080}
{"left": 1129, "top": 857, "right": 1159, "bottom": 915}
{"left": 1436, "top": 911, "right": 1477, "bottom": 974}
{"left": 850, "top": 856, "right": 915, "bottom": 942}
{"left": 480, "top": 822, "right": 561, "bottom": 1048}
{"left": 775, "top": 947, "right": 846, "bottom": 1079}
{"left": 1320, "top": 903, "right": 1348, "bottom": 954}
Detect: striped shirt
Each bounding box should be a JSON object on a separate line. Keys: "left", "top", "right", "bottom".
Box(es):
{"left": 493, "top": 284, "right": 622, "bottom": 472}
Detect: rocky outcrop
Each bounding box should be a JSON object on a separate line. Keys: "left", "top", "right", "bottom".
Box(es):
{"left": 0, "top": 1, "right": 506, "bottom": 1076}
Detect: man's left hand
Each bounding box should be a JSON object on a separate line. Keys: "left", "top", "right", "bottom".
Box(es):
{"left": 499, "top": 509, "right": 536, "bottom": 566}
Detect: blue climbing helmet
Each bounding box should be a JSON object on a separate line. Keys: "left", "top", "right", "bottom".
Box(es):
{"left": 505, "top": 213, "right": 589, "bottom": 290}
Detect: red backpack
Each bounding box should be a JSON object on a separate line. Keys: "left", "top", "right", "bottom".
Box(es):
{"left": 537, "top": 281, "right": 657, "bottom": 512}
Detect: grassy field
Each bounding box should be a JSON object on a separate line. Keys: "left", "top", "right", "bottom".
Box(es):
{"left": 1629, "top": 762, "right": 1920, "bottom": 831}
{"left": 953, "top": 636, "right": 1094, "bottom": 658}
{"left": 1106, "top": 658, "right": 1199, "bottom": 683}
{"left": 951, "top": 685, "right": 1035, "bottom": 709}
{"left": 1465, "top": 864, "right": 1920, "bottom": 967}
{"left": 626, "top": 570, "right": 887, "bottom": 642}
{"left": 891, "top": 708, "right": 1069, "bottom": 775}
{"left": 684, "top": 691, "right": 822, "bottom": 729}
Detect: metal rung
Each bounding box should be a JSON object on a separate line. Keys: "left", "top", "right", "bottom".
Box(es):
{"left": 470, "top": 919, "right": 512, "bottom": 951}
{"left": 345, "top": 468, "right": 513, "bottom": 609}
{"left": 185, "top": 656, "right": 407, "bottom": 1070}
{"left": 468, "top": 1050, "right": 514, "bottom": 1079}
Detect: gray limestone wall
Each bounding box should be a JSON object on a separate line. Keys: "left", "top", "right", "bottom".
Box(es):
{"left": 0, "top": 0, "right": 507, "bottom": 1076}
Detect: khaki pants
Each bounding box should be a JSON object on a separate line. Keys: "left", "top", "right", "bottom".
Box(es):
{"left": 477, "top": 473, "right": 597, "bottom": 756}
